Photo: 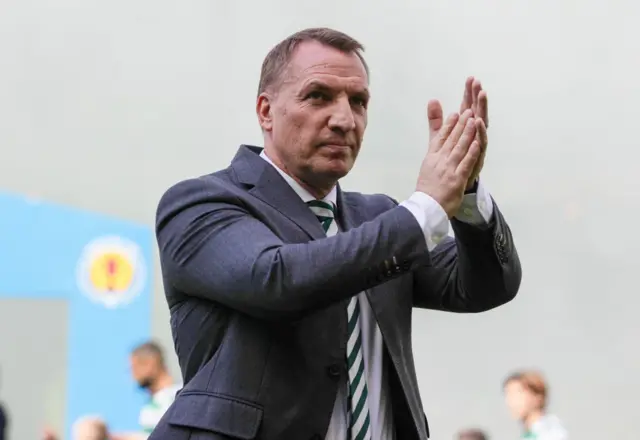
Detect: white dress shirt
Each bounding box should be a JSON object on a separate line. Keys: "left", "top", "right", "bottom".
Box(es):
{"left": 259, "top": 151, "right": 493, "bottom": 440}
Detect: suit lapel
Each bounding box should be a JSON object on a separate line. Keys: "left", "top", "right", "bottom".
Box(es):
{"left": 338, "top": 191, "right": 380, "bottom": 302}
{"left": 231, "top": 145, "right": 326, "bottom": 241}
{"left": 339, "top": 191, "right": 403, "bottom": 334}
{"left": 335, "top": 186, "right": 360, "bottom": 232}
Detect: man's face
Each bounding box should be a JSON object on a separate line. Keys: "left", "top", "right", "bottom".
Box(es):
{"left": 129, "top": 354, "right": 156, "bottom": 390}
{"left": 258, "top": 40, "right": 369, "bottom": 189}
{"left": 504, "top": 379, "right": 538, "bottom": 421}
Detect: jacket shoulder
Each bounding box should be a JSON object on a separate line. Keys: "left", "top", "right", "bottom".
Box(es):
{"left": 155, "top": 167, "right": 241, "bottom": 229}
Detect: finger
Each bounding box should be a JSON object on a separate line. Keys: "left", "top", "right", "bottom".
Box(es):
{"left": 477, "top": 90, "right": 489, "bottom": 128}
{"left": 456, "top": 140, "right": 481, "bottom": 177}
{"left": 475, "top": 118, "right": 488, "bottom": 151}
{"left": 459, "top": 76, "right": 474, "bottom": 112}
{"left": 468, "top": 136, "right": 486, "bottom": 185}
{"left": 449, "top": 116, "right": 477, "bottom": 164}
{"left": 427, "top": 99, "right": 444, "bottom": 138}
{"left": 471, "top": 147, "right": 486, "bottom": 181}
{"left": 442, "top": 108, "right": 474, "bottom": 153}
{"left": 468, "top": 119, "right": 488, "bottom": 182}
{"left": 471, "top": 78, "right": 482, "bottom": 115}
{"left": 430, "top": 112, "right": 460, "bottom": 153}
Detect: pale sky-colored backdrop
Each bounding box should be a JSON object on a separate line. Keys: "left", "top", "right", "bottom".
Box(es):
{"left": 1, "top": 0, "right": 639, "bottom": 439}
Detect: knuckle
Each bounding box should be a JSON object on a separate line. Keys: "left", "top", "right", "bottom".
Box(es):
{"left": 444, "top": 155, "right": 458, "bottom": 169}
{"left": 445, "top": 172, "right": 458, "bottom": 186}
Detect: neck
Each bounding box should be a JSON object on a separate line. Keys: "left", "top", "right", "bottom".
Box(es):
{"left": 149, "top": 370, "right": 173, "bottom": 394}
{"left": 263, "top": 147, "right": 335, "bottom": 199}
{"left": 523, "top": 409, "right": 543, "bottom": 430}
{"left": 299, "top": 178, "right": 334, "bottom": 200}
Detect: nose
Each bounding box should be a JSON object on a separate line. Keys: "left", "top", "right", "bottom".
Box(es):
{"left": 327, "top": 95, "right": 356, "bottom": 133}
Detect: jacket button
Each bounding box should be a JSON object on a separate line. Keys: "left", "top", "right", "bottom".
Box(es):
{"left": 326, "top": 364, "right": 341, "bottom": 378}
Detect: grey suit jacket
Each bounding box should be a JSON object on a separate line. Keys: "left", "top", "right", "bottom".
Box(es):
{"left": 151, "top": 145, "right": 521, "bottom": 440}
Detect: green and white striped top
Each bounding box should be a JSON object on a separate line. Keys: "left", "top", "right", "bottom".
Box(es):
{"left": 522, "top": 414, "right": 568, "bottom": 440}
{"left": 138, "top": 384, "right": 182, "bottom": 436}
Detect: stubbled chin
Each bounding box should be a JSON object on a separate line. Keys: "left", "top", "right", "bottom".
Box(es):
{"left": 317, "top": 158, "right": 353, "bottom": 179}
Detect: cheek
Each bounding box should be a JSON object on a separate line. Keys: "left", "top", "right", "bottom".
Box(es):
{"left": 131, "top": 362, "right": 150, "bottom": 379}
{"left": 506, "top": 394, "right": 524, "bottom": 412}
{"left": 275, "top": 109, "right": 314, "bottom": 145}
{"left": 359, "top": 110, "right": 367, "bottom": 132}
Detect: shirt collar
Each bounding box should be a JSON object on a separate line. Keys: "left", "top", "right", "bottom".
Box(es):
{"left": 259, "top": 150, "right": 338, "bottom": 206}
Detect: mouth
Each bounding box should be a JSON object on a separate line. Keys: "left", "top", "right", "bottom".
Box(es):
{"left": 319, "top": 143, "right": 351, "bottom": 151}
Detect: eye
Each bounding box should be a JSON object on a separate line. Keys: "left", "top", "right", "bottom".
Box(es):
{"left": 306, "top": 90, "right": 330, "bottom": 101}
{"left": 351, "top": 96, "right": 368, "bottom": 108}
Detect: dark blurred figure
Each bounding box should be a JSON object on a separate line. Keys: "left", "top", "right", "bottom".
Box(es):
{"left": 457, "top": 428, "right": 488, "bottom": 440}
{"left": 503, "top": 370, "right": 568, "bottom": 439}
{"left": 0, "top": 369, "right": 7, "bottom": 440}
{"left": 0, "top": 401, "right": 7, "bottom": 440}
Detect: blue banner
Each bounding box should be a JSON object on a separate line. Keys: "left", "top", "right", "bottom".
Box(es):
{"left": 0, "top": 191, "right": 152, "bottom": 438}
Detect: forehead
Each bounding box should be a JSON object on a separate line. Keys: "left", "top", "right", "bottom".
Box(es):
{"left": 131, "top": 352, "right": 149, "bottom": 363}
{"left": 505, "top": 379, "right": 525, "bottom": 393}
{"left": 284, "top": 40, "right": 368, "bottom": 89}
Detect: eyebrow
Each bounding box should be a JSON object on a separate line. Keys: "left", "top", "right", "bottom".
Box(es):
{"left": 302, "top": 80, "right": 370, "bottom": 99}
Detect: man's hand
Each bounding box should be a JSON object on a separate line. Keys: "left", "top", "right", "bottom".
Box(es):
{"left": 416, "top": 105, "right": 481, "bottom": 218}
{"left": 459, "top": 76, "right": 489, "bottom": 189}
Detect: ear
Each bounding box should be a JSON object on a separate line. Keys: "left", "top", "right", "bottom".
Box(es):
{"left": 256, "top": 93, "right": 274, "bottom": 131}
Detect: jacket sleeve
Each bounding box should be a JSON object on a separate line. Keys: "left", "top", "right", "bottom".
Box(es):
{"left": 156, "top": 177, "right": 431, "bottom": 321}
{"left": 411, "top": 199, "right": 522, "bottom": 312}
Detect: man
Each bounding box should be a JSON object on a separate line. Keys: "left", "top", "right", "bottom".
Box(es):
{"left": 113, "top": 342, "right": 181, "bottom": 440}
{"left": 153, "top": 27, "right": 521, "bottom": 440}
{"left": 503, "top": 371, "right": 568, "bottom": 440}
{"left": 456, "top": 428, "right": 489, "bottom": 440}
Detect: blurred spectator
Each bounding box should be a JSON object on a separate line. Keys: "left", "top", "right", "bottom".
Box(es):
{"left": 503, "top": 370, "right": 568, "bottom": 439}
{"left": 42, "top": 415, "right": 109, "bottom": 440}
{"left": 457, "top": 428, "right": 488, "bottom": 440}
{"left": 0, "top": 400, "right": 6, "bottom": 440}
{"left": 112, "top": 342, "right": 181, "bottom": 440}
{"left": 42, "top": 427, "right": 57, "bottom": 440}
{"left": 72, "top": 416, "right": 109, "bottom": 440}
{"left": 0, "top": 370, "right": 7, "bottom": 440}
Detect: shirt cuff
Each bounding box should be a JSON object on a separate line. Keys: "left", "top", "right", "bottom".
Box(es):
{"left": 453, "top": 179, "right": 494, "bottom": 224}
{"left": 399, "top": 192, "right": 449, "bottom": 251}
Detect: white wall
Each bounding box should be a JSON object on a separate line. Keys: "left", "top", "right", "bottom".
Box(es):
{"left": 1, "top": 0, "right": 639, "bottom": 439}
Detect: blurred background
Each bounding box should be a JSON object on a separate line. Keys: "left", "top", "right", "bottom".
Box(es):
{"left": 1, "top": 0, "right": 639, "bottom": 439}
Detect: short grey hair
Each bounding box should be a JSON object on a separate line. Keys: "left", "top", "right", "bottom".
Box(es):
{"left": 258, "top": 27, "right": 368, "bottom": 96}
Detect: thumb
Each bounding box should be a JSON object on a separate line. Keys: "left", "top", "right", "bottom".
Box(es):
{"left": 427, "top": 99, "right": 443, "bottom": 139}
